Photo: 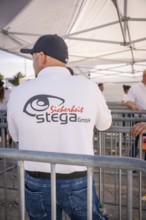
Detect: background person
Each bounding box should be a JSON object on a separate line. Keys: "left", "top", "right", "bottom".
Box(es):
{"left": 121, "top": 85, "right": 131, "bottom": 106}
{"left": 121, "top": 85, "right": 131, "bottom": 134}
{"left": 125, "top": 70, "right": 146, "bottom": 158}
{"left": 0, "top": 80, "right": 11, "bottom": 143}
{"left": 98, "top": 83, "right": 106, "bottom": 101}
{"left": 7, "top": 34, "right": 112, "bottom": 220}
{"left": 131, "top": 122, "right": 146, "bottom": 161}
{"left": 125, "top": 70, "right": 146, "bottom": 111}
{"left": 0, "top": 80, "right": 11, "bottom": 111}
{"left": 98, "top": 83, "right": 104, "bottom": 92}
{"left": 121, "top": 85, "right": 131, "bottom": 139}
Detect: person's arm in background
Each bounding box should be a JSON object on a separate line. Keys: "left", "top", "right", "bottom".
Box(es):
{"left": 124, "top": 86, "right": 140, "bottom": 110}
{"left": 125, "top": 101, "right": 140, "bottom": 111}
{"left": 131, "top": 122, "right": 146, "bottom": 137}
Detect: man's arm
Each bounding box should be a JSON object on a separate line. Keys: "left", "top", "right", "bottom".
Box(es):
{"left": 131, "top": 122, "right": 146, "bottom": 137}
{"left": 125, "top": 101, "right": 140, "bottom": 111}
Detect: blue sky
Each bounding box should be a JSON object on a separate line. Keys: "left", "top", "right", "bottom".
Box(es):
{"left": 0, "top": 50, "right": 34, "bottom": 79}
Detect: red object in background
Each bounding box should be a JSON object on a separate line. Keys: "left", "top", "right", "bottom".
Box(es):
{"left": 138, "top": 136, "right": 146, "bottom": 151}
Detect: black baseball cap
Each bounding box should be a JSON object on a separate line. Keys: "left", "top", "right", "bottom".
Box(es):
{"left": 20, "top": 34, "right": 68, "bottom": 64}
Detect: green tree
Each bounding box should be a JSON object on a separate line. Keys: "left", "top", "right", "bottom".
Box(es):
{"left": 8, "top": 72, "right": 25, "bottom": 86}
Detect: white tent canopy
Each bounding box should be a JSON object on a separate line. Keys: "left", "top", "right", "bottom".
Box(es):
{"left": 0, "top": 0, "right": 146, "bottom": 83}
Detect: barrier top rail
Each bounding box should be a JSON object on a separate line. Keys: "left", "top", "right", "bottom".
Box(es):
{"left": 0, "top": 123, "right": 8, "bottom": 128}
{"left": 0, "top": 148, "right": 146, "bottom": 173}
{"left": 112, "top": 117, "right": 146, "bottom": 122}
{"left": 111, "top": 109, "right": 146, "bottom": 114}
{"left": 106, "top": 126, "right": 130, "bottom": 133}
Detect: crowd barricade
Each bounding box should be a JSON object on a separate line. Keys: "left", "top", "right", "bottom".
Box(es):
{"left": 111, "top": 109, "right": 146, "bottom": 159}
{"left": 0, "top": 111, "right": 18, "bottom": 220}
{"left": 111, "top": 109, "right": 146, "bottom": 127}
{"left": 0, "top": 110, "right": 146, "bottom": 219}
{"left": 94, "top": 129, "right": 146, "bottom": 218}
{"left": 107, "top": 102, "right": 129, "bottom": 110}
{"left": 0, "top": 148, "right": 146, "bottom": 220}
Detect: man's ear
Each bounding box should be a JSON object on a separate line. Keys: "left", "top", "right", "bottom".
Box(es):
{"left": 39, "top": 52, "right": 47, "bottom": 66}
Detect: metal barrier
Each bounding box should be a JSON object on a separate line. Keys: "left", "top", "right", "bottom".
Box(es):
{"left": 111, "top": 110, "right": 146, "bottom": 128}
{"left": 107, "top": 102, "right": 129, "bottom": 110}
{"left": 0, "top": 148, "right": 146, "bottom": 220}
{"left": 0, "top": 110, "right": 146, "bottom": 220}
{"left": 94, "top": 129, "right": 146, "bottom": 219}
{"left": 94, "top": 109, "right": 146, "bottom": 159}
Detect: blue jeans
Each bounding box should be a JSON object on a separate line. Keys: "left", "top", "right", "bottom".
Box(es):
{"left": 25, "top": 172, "right": 106, "bottom": 220}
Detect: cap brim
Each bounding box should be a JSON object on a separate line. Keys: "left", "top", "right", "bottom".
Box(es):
{"left": 20, "top": 48, "right": 33, "bottom": 54}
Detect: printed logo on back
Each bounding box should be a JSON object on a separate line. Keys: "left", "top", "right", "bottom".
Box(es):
{"left": 23, "top": 94, "right": 91, "bottom": 124}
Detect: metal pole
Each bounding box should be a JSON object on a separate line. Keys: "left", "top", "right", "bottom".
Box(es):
{"left": 118, "top": 133, "right": 122, "bottom": 220}
{"left": 139, "top": 172, "right": 142, "bottom": 220}
{"left": 51, "top": 164, "right": 56, "bottom": 220}
{"left": 123, "top": 0, "right": 128, "bottom": 41}
{"left": 18, "top": 161, "right": 25, "bottom": 220}
{"left": 127, "top": 170, "right": 133, "bottom": 220}
{"left": 87, "top": 167, "right": 93, "bottom": 220}
{"left": 139, "top": 135, "right": 143, "bottom": 159}
{"left": 2, "top": 127, "right": 7, "bottom": 220}
{"left": 98, "top": 132, "right": 102, "bottom": 201}
{"left": 138, "top": 135, "right": 143, "bottom": 220}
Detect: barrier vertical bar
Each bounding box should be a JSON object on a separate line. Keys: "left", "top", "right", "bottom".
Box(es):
{"left": 2, "top": 128, "right": 8, "bottom": 220}
{"left": 139, "top": 135, "right": 143, "bottom": 220}
{"left": 98, "top": 132, "right": 102, "bottom": 201}
{"left": 139, "top": 135, "right": 142, "bottom": 220}
{"left": 87, "top": 167, "right": 93, "bottom": 220}
{"left": 51, "top": 164, "right": 56, "bottom": 220}
{"left": 1, "top": 127, "right": 6, "bottom": 147}
{"left": 18, "top": 161, "right": 25, "bottom": 220}
{"left": 127, "top": 170, "right": 133, "bottom": 220}
{"left": 3, "top": 159, "right": 7, "bottom": 220}
{"left": 139, "top": 135, "right": 143, "bottom": 159}
{"left": 139, "top": 172, "right": 142, "bottom": 220}
{"left": 102, "top": 132, "right": 106, "bottom": 201}
{"left": 118, "top": 132, "right": 122, "bottom": 220}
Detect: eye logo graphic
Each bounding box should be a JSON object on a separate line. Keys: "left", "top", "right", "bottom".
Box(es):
{"left": 23, "top": 94, "right": 65, "bottom": 117}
